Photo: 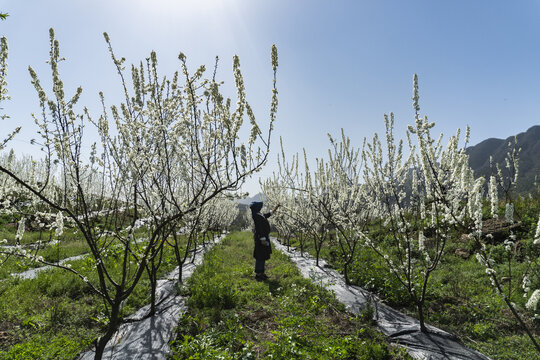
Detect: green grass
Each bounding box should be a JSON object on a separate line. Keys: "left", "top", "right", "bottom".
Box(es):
{"left": 0, "top": 232, "right": 193, "bottom": 359}
{"left": 0, "top": 226, "right": 80, "bottom": 246}
{"left": 169, "top": 231, "right": 410, "bottom": 360}
{"left": 0, "top": 237, "right": 90, "bottom": 280}
{"left": 0, "top": 226, "right": 157, "bottom": 279}
{"left": 0, "top": 266, "right": 102, "bottom": 359}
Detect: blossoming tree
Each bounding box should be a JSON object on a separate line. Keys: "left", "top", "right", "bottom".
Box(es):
{"left": 267, "top": 75, "right": 486, "bottom": 333}
{"left": 0, "top": 29, "right": 278, "bottom": 360}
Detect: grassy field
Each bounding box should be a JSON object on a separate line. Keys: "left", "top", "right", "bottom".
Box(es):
{"left": 2, "top": 226, "right": 535, "bottom": 359}
{"left": 0, "top": 231, "right": 184, "bottom": 359}
{"left": 0, "top": 235, "right": 89, "bottom": 280}
{"left": 0, "top": 225, "right": 154, "bottom": 280}
{"left": 279, "top": 229, "right": 539, "bottom": 360}
{"left": 169, "top": 231, "right": 410, "bottom": 360}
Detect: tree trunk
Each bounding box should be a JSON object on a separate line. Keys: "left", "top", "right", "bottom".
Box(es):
{"left": 343, "top": 259, "right": 350, "bottom": 285}
{"left": 94, "top": 301, "right": 121, "bottom": 360}
{"left": 149, "top": 263, "right": 157, "bottom": 316}
{"left": 177, "top": 265, "right": 183, "bottom": 284}
{"left": 190, "top": 233, "right": 198, "bottom": 264}
{"left": 172, "top": 231, "right": 185, "bottom": 285}
{"left": 315, "top": 241, "right": 322, "bottom": 268}
{"left": 417, "top": 300, "right": 427, "bottom": 333}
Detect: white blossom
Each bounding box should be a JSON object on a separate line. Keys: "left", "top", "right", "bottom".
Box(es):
{"left": 418, "top": 231, "right": 425, "bottom": 252}
{"left": 526, "top": 289, "right": 540, "bottom": 312}
{"left": 534, "top": 213, "right": 540, "bottom": 245}
{"left": 15, "top": 217, "right": 26, "bottom": 244}
{"left": 503, "top": 239, "right": 514, "bottom": 252}
{"left": 54, "top": 211, "right": 64, "bottom": 238}
{"left": 505, "top": 203, "right": 514, "bottom": 224}
{"left": 522, "top": 275, "right": 531, "bottom": 297}
{"left": 489, "top": 175, "right": 498, "bottom": 218}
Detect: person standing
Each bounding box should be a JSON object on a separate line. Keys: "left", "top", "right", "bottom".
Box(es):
{"left": 249, "top": 201, "right": 280, "bottom": 280}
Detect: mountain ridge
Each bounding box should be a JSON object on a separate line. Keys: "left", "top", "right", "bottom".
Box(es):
{"left": 466, "top": 125, "right": 540, "bottom": 193}
{"left": 237, "top": 192, "right": 266, "bottom": 206}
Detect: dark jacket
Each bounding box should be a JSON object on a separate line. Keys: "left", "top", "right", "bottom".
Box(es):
{"left": 252, "top": 211, "right": 272, "bottom": 260}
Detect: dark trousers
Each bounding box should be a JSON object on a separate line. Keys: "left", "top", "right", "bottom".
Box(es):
{"left": 255, "top": 259, "right": 266, "bottom": 274}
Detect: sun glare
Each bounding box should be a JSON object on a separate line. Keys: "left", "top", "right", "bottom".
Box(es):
{"left": 134, "top": 0, "right": 232, "bottom": 18}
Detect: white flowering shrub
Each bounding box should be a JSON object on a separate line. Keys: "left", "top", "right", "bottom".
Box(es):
{"left": 262, "top": 141, "right": 338, "bottom": 264}
{"left": 534, "top": 214, "right": 540, "bottom": 245}
{"left": 199, "top": 196, "right": 239, "bottom": 236}
{"left": 494, "top": 137, "right": 521, "bottom": 205}
{"left": 165, "top": 195, "right": 238, "bottom": 286}
{"left": 356, "top": 76, "right": 486, "bottom": 332}
{"left": 526, "top": 289, "right": 540, "bottom": 312}
{"left": 310, "top": 130, "right": 367, "bottom": 276}
{"left": 261, "top": 151, "right": 304, "bottom": 251}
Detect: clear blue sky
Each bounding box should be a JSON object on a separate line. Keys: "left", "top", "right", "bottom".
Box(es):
{"left": 2, "top": 0, "right": 540, "bottom": 196}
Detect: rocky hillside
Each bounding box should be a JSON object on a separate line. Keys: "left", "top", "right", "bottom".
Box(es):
{"left": 467, "top": 125, "right": 540, "bottom": 193}
{"left": 237, "top": 192, "right": 266, "bottom": 205}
